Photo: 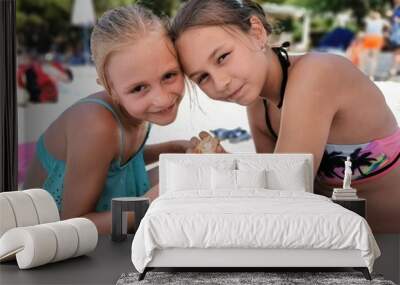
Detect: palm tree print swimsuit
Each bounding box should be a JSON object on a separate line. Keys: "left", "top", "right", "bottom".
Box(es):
{"left": 264, "top": 44, "right": 400, "bottom": 186}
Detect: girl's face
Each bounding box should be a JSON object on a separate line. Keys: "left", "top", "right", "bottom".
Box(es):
{"left": 175, "top": 23, "right": 268, "bottom": 106}
{"left": 107, "top": 32, "right": 184, "bottom": 126}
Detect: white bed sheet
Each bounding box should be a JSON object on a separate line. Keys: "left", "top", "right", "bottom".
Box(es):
{"left": 131, "top": 190, "right": 380, "bottom": 273}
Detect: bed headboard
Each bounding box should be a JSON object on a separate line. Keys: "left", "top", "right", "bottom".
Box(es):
{"left": 159, "top": 153, "right": 314, "bottom": 195}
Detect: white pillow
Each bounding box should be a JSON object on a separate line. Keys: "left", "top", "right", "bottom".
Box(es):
{"left": 237, "top": 159, "right": 307, "bottom": 191}
{"left": 167, "top": 162, "right": 211, "bottom": 191}
{"left": 211, "top": 169, "right": 268, "bottom": 190}
{"left": 211, "top": 168, "right": 236, "bottom": 190}
{"left": 266, "top": 167, "right": 306, "bottom": 191}
{"left": 236, "top": 169, "right": 267, "bottom": 189}
{"left": 166, "top": 159, "right": 236, "bottom": 192}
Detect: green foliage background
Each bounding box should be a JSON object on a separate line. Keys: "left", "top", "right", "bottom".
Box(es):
{"left": 17, "top": 0, "right": 394, "bottom": 53}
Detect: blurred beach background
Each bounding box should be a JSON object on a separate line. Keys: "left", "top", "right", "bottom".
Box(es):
{"left": 17, "top": 0, "right": 400, "bottom": 181}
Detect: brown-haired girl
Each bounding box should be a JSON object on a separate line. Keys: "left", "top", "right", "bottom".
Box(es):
{"left": 171, "top": 0, "right": 400, "bottom": 233}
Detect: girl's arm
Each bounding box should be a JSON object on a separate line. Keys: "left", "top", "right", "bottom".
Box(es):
{"left": 247, "top": 100, "right": 276, "bottom": 153}
{"left": 60, "top": 117, "right": 121, "bottom": 234}
{"left": 143, "top": 140, "right": 191, "bottom": 165}
{"left": 143, "top": 184, "right": 159, "bottom": 202}
{"left": 273, "top": 56, "right": 337, "bottom": 176}
{"left": 143, "top": 141, "right": 190, "bottom": 189}
{"left": 23, "top": 155, "right": 49, "bottom": 190}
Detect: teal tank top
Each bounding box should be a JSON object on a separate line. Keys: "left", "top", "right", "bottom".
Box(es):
{"left": 36, "top": 98, "right": 151, "bottom": 212}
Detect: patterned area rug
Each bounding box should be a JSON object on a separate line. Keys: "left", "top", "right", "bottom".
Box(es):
{"left": 117, "top": 271, "right": 396, "bottom": 285}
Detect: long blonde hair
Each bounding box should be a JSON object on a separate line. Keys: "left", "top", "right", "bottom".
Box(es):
{"left": 90, "top": 5, "right": 165, "bottom": 95}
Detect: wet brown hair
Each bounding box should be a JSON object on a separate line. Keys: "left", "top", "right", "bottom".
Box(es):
{"left": 169, "top": 0, "right": 272, "bottom": 42}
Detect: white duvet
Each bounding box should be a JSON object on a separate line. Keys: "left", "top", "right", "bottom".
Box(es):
{"left": 131, "top": 190, "right": 380, "bottom": 273}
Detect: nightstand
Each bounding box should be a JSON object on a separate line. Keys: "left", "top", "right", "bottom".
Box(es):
{"left": 111, "top": 197, "right": 149, "bottom": 242}
{"left": 331, "top": 198, "right": 366, "bottom": 218}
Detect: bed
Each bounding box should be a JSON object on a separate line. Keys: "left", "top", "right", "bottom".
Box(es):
{"left": 131, "top": 154, "right": 380, "bottom": 281}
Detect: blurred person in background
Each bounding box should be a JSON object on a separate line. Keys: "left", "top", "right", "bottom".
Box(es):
{"left": 389, "top": 0, "right": 400, "bottom": 78}
{"left": 361, "top": 11, "right": 389, "bottom": 79}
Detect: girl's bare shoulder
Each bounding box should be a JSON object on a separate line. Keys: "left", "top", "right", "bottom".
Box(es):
{"left": 290, "top": 52, "right": 356, "bottom": 78}
{"left": 287, "top": 52, "right": 359, "bottom": 100}
{"left": 283, "top": 53, "right": 357, "bottom": 111}
{"left": 63, "top": 94, "right": 120, "bottom": 147}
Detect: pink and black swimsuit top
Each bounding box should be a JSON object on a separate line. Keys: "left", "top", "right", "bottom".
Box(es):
{"left": 263, "top": 44, "right": 400, "bottom": 186}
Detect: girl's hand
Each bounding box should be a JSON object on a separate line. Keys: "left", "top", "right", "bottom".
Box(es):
{"left": 187, "top": 131, "right": 227, "bottom": 153}
{"left": 173, "top": 140, "right": 193, "bottom": 153}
